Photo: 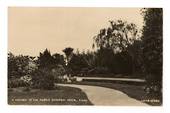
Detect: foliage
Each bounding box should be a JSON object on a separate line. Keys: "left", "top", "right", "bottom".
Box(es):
{"left": 141, "top": 8, "right": 163, "bottom": 100}
{"left": 142, "top": 8, "right": 163, "bottom": 78}
{"left": 63, "top": 47, "right": 74, "bottom": 57}
{"left": 8, "top": 49, "right": 66, "bottom": 89}
{"left": 52, "top": 53, "right": 65, "bottom": 66}
{"left": 37, "top": 49, "right": 54, "bottom": 68}
{"left": 62, "top": 47, "right": 74, "bottom": 65}
{"left": 92, "top": 20, "right": 141, "bottom": 75}
{"left": 8, "top": 78, "right": 28, "bottom": 88}
{"left": 8, "top": 52, "right": 31, "bottom": 79}
{"left": 37, "top": 49, "right": 65, "bottom": 70}
{"left": 51, "top": 64, "right": 66, "bottom": 83}
{"left": 93, "top": 20, "right": 139, "bottom": 53}
{"left": 68, "top": 53, "right": 89, "bottom": 74}
{"left": 31, "top": 68, "right": 55, "bottom": 90}
{"left": 126, "top": 40, "right": 144, "bottom": 74}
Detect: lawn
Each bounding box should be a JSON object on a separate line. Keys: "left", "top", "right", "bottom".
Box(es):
{"left": 8, "top": 86, "right": 93, "bottom": 105}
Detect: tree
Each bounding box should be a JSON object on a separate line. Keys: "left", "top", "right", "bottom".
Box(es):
{"left": 62, "top": 47, "right": 74, "bottom": 77}
{"left": 92, "top": 20, "right": 140, "bottom": 74}
{"left": 32, "top": 49, "right": 62, "bottom": 89}
{"left": 62, "top": 47, "right": 74, "bottom": 66}
{"left": 126, "top": 40, "right": 144, "bottom": 75}
{"left": 93, "top": 20, "right": 139, "bottom": 53}
{"left": 38, "top": 49, "right": 54, "bottom": 69}
{"left": 8, "top": 53, "right": 35, "bottom": 88}
{"left": 52, "top": 53, "right": 65, "bottom": 66}
{"left": 141, "top": 8, "right": 163, "bottom": 92}
{"left": 82, "top": 50, "right": 96, "bottom": 68}
{"left": 8, "top": 52, "right": 30, "bottom": 79}
{"left": 68, "top": 53, "right": 87, "bottom": 75}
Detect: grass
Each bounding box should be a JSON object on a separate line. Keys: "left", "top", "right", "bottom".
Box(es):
{"left": 75, "top": 81, "right": 162, "bottom": 106}
{"left": 8, "top": 86, "right": 93, "bottom": 105}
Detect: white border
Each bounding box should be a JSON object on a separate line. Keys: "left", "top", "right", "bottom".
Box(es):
{"left": 0, "top": 0, "right": 169, "bottom": 113}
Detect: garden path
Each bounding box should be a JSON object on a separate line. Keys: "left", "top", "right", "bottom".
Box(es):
{"left": 58, "top": 84, "right": 148, "bottom": 106}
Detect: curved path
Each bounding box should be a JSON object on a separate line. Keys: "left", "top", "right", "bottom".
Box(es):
{"left": 58, "top": 84, "right": 148, "bottom": 106}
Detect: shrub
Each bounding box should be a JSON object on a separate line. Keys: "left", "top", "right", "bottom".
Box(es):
{"left": 31, "top": 68, "right": 55, "bottom": 90}
{"left": 8, "top": 78, "right": 28, "bottom": 88}
{"left": 51, "top": 64, "right": 66, "bottom": 82}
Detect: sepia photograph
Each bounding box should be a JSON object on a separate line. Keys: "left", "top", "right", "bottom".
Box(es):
{"left": 8, "top": 7, "right": 163, "bottom": 106}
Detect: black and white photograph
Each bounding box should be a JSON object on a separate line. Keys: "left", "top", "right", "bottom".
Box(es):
{"left": 8, "top": 7, "right": 163, "bottom": 106}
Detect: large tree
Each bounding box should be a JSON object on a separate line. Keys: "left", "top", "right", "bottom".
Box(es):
{"left": 93, "top": 20, "right": 140, "bottom": 74}
{"left": 142, "top": 8, "right": 163, "bottom": 85}
{"left": 93, "top": 20, "right": 139, "bottom": 53}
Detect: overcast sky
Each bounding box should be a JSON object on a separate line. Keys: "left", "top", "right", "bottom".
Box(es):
{"left": 8, "top": 7, "right": 144, "bottom": 56}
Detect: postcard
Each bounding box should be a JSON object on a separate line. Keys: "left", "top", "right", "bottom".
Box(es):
{"left": 8, "top": 7, "right": 163, "bottom": 106}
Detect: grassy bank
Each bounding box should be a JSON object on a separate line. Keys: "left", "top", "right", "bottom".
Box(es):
{"left": 8, "top": 86, "right": 93, "bottom": 105}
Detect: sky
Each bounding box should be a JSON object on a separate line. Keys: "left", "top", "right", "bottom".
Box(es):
{"left": 8, "top": 7, "right": 144, "bottom": 56}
